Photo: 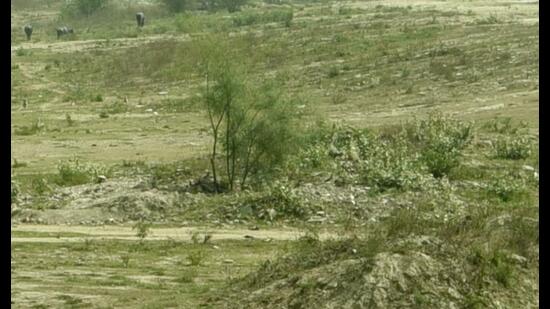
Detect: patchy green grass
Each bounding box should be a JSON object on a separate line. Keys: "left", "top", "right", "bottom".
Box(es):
{"left": 11, "top": 0, "right": 538, "bottom": 307}
{"left": 11, "top": 239, "right": 284, "bottom": 308}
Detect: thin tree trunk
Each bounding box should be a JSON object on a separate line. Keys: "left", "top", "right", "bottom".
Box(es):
{"left": 225, "top": 95, "right": 233, "bottom": 191}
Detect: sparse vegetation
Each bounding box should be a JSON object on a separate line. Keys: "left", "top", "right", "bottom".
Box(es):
{"left": 133, "top": 220, "right": 152, "bottom": 242}
{"left": 11, "top": 0, "right": 538, "bottom": 307}
{"left": 54, "top": 158, "right": 110, "bottom": 186}
{"left": 493, "top": 135, "right": 533, "bottom": 160}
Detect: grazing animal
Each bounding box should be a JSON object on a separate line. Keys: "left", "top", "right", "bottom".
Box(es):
{"left": 23, "top": 24, "right": 33, "bottom": 41}
{"left": 56, "top": 26, "right": 73, "bottom": 39}
{"left": 136, "top": 12, "right": 145, "bottom": 27}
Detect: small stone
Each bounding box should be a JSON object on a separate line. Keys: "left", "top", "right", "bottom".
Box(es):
{"left": 523, "top": 165, "right": 535, "bottom": 171}
{"left": 222, "top": 259, "right": 235, "bottom": 264}
{"left": 307, "top": 216, "right": 326, "bottom": 223}
{"left": 97, "top": 175, "right": 107, "bottom": 183}
{"left": 249, "top": 225, "right": 260, "bottom": 231}
{"left": 158, "top": 91, "right": 168, "bottom": 95}
{"left": 510, "top": 254, "right": 527, "bottom": 265}
{"left": 244, "top": 235, "right": 255, "bottom": 240}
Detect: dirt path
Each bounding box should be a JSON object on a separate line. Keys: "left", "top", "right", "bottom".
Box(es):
{"left": 11, "top": 224, "right": 334, "bottom": 243}
{"left": 11, "top": 34, "right": 191, "bottom": 54}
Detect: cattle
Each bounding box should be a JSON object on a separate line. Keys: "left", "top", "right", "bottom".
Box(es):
{"left": 56, "top": 26, "right": 74, "bottom": 39}
{"left": 136, "top": 12, "right": 145, "bottom": 27}
{"left": 23, "top": 24, "right": 33, "bottom": 41}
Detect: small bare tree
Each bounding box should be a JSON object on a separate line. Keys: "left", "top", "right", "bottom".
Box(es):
{"left": 202, "top": 60, "right": 300, "bottom": 192}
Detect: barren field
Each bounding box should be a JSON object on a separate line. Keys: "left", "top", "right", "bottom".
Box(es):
{"left": 12, "top": 0, "right": 538, "bottom": 307}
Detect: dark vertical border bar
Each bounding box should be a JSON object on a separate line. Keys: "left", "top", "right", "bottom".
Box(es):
{"left": 536, "top": 0, "right": 542, "bottom": 307}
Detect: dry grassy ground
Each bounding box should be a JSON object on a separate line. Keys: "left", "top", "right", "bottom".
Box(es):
{"left": 11, "top": 0, "right": 538, "bottom": 307}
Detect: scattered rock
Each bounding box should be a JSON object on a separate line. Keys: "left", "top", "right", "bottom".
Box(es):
{"left": 97, "top": 175, "right": 107, "bottom": 183}
{"left": 509, "top": 254, "right": 528, "bottom": 266}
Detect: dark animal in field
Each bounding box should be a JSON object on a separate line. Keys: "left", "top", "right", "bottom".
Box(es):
{"left": 136, "top": 12, "right": 145, "bottom": 27}
{"left": 23, "top": 24, "right": 33, "bottom": 40}
{"left": 56, "top": 26, "right": 73, "bottom": 39}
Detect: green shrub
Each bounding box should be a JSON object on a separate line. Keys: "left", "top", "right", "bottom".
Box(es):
{"left": 327, "top": 66, "right": 340, "bottom": 78}
{"left": 11, "top": 180, "right": 20, "bottom": 204}
{"left": 493, "top": 135, "right": 533, "bottom": 160}
{"left": 486, "top": 174, "right": 527, "bottom": 202}
{"left": 16, "top": 48, "right": 29, "bottom": 57}
{"left": 133, "top": 220, "right": 152, "bottom": 241}
{"left": 326, "top": 127, "right": 426, "bottom": 191}
{"left": 31, "top": 178, "right": 52, "bottom": 196}
{"left": 65, "top": 113, "right": 75, "bottom": 126}
{"left": 92, "top": 94, "right": 103, "bottom": 102}
{"left": 359, "top": 134, "right": 425, "bottom": 191}
{"left": 202, "top": 58, "right": 302, "bottom": 191}
{"left": 187, "top": 250, "right": 206, "bottom": 266}
{"left": 238, "top": 182, "right": 308, "bottom": 220}
{"left": 54, "top": 158, "right": 109, "bottom": 186}
{"left": 410, "top": 112, "right": 473, "bottom": 177}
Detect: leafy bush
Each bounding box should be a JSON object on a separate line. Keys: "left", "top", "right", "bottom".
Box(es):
{"left": 359, "top": 134, "right": 426, "bottom": 191}
{"left": 492, "top": 135, "right": 533, "bottom": 160}
{"left": 238, "top": 182, "right": 308, "bottom": 220}
{"left": 410, "top": 112, "right": 473, "bottom": 177}
{"left": 54, "top": 158, "right": 110, "bottom": 186}
{"left": 321, "top": 113, "right": 472, "bottom": 189}
{"left": 202, "top": 58, "right": 302, "bottom": 191}
{"left": 326, "top": 127, "right": 426, "bottom": 191}
{"left": 486, "top": 174, "right": 527, "bottom": 202}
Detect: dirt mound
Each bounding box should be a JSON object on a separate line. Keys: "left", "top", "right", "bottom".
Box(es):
{"left": 215, "top": 237, "right": 538, "bottom": 308}
{"left": 11, "top": 177, "right": 181, "bottom": 224}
